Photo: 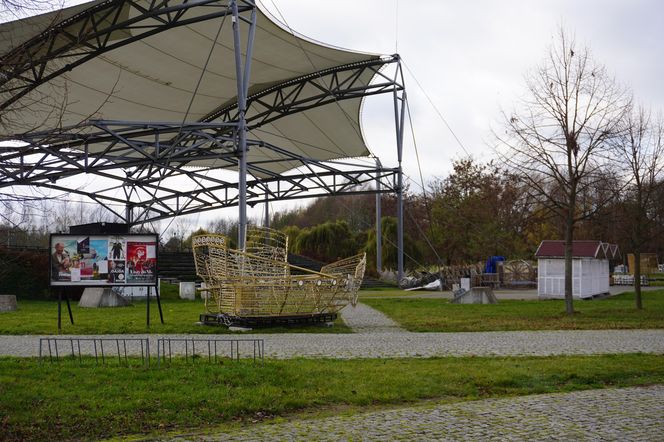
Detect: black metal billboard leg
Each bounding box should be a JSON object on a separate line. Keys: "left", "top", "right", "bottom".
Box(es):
{"left": 146, "top": 286, "right": 150, "bottom": 328}
{"left": 154, "top": 285, "right": 164, "bottom": 324}
{"left": 65, "top": 291, "right": 74, "bottom": 324}
{"left": 57, "top": 288, "right": 62, "bottom": 332}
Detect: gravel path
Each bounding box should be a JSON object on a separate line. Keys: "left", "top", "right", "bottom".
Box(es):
{"left": 168, "top": 385, "right": 664, "bottom": 441}
{"left": 2, "top": 329, "right": 664, "bottom": 359}
{"left": 398, "top": 285, "right": 662, "bottom": 300}
{"left": 340, "top": 302, "right": 406, "bottom": 333}
{"left": 2, "top": 303, "right": 663, "bottom": 359}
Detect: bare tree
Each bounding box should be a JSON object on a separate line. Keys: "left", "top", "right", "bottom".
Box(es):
{"left": 612, "top": 107, "right": 664, "bottom": 309}
{"left": 0, "top": 0, "right": 58, "bottom": 19}
{"left": 497, "top": 29, "right": 630, "bottom": 315}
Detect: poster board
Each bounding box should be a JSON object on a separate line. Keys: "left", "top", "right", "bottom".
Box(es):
{"left": 49, "top": 234, "right": 158, "bottom": 286}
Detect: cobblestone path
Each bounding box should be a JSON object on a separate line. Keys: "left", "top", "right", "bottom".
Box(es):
{"left": 169, "top": 385, "right": 664, "bottom": 441}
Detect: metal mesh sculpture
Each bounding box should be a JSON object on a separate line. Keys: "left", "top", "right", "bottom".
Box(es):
{"left": 192, "top": 228, "right": 366, "bottom": 323}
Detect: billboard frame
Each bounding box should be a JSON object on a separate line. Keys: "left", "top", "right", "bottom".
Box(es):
{"left": 48, "top": 233, "right": 163, "bottom": 330}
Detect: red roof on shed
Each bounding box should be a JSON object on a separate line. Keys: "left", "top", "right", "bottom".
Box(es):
{"left": 535, "top": 241, "right": 620, "bottom": 259}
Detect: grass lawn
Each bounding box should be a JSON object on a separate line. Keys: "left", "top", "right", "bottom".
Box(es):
{"left": 1, "top": 354, "right": 663, "bottom": 440}
{"left": 0, "top": 284, "right": 350, "bottom": 335}
{"left": 362, "top": 290, "right": 664, "bottom": 332}
{"left": 358, "top": 288, "right": 423, "bottom": 298}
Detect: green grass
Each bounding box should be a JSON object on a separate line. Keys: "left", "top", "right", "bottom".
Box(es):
{"left": 362, "top": 290, "right": 664, "bottom": 332}
{"left": 1, "top": 354, "right": 663, "bottom": 441}
{"left": 358, "top": 288, "right": 422, "bottom": 298}
{"left": 0, "top": 283, "right": 350, "bottom": 335}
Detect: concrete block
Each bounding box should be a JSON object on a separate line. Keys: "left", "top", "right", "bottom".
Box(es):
{"left": 179, "top": 282, "right": 196, "bottom": 300}
{"left": 452, "top": 286, "right": 498, "bottom": 305}
{"left": 0, "top": 294, "right": 17, "bottom": 312}
{"left": 79, "top": 288, "right": 131, "bottom": 308}
{"left": 200, "top": 282, "right": 210, "bottom": 301}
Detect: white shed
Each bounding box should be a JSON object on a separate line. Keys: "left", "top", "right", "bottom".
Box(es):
{"left": 535, "top": 241, "right": 620, "bottom": 299}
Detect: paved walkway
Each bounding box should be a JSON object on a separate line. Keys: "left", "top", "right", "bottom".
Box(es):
{"left": 401, "top": 285, "right": 661, "bottom": 300}
{"left": 340, "top": 302, "right": 407, "bottom": 333}
{"left": 2, "top": 329, "right": 664, "bottom": 359}
{"left": 168, "top": 385, "right": 664, "bottom": 441}
{"left": 2, "top": 302, "right": 663, "bottom": 359}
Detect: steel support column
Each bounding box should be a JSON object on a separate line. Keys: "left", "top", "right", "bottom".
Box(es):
{"left": 393, "top": 62, "right": 406, "bottom": 282}
{"left": 231, "top": 1, "right": 256, "bottom": 250}
{"left": 375, "top": 157, "right": 382, "bottom": 274}
{"left": 125, "top": 204, "right": 133, "bottom": 225}
{"left": 264, "top": 193, "right": 270, "bottom": 228}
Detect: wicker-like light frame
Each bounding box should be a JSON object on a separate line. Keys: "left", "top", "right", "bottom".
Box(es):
{"left": 192, "top": 228, "right": 366, "bottom": 317}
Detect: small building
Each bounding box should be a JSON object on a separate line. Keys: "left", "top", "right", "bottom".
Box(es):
{"left": 627, "top": 253, "right": 659, "bottom": 275}
{"left": 535, "top": 240, "right": 620, "bottom": 299}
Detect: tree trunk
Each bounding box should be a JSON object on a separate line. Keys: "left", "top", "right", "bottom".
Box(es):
{"left": 634, "top": 249, "right": 643, "bottom": 310}
{"left": 564, "top": 208, "right": 575, "bottom": 315}
{"left": 634, "top": 190, "right": 644, "bottom": 310}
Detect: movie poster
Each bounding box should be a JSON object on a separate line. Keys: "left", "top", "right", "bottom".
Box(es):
{"left": 50, "top": 234, "right": 157, "bottom": 286}
{"left": 108, "top": 236, "right": 125, "bottom": 260}
{"left": 126, "top": 241, "right": 157, "bottom": 284}
{"left": 50, "top": 236, "right": 114, "bottom": 283}
{"left": 50, "top": 238, "right": 78, "bottom": 281}
{"left": 108, "top": 260, "right": 126, "bottom": 283}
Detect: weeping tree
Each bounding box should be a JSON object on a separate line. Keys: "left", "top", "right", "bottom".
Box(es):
{"left": 293, "top": 220, "right": 360, "bottom": 263}
{"left": 497, "top": 29, "right": 630, "bottom": 315}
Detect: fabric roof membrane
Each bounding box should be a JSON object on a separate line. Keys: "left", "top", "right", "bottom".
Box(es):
{"left": 0, "top": 0, "right": 390, "bottom": 176}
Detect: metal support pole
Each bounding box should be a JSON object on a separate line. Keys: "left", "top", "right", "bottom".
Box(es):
{"left": 232, "top": 0, "right": 256, "bottom": 250}
{"left": 65, "top": 292, "right": 74, "bottom": 325}
{"left": 375, "top": 158, "right": 382, "bottom": 274}
{"left": 238, "top": 135, "right": 248, "bottom": 250}
{"left": 154, "top": 284, "right": 164, "bottom": 324}
{"left": 57, "top": 288, "right": 62, "bottom": 332}
{"left": 146, "top": 285, "right": 150, "bottom": 328}
{"left": 397, "top": 167, "right": 404, "bottom": 281}
{"left": 125, "top": 204, "right": 133, "bottom": 225}
{"left": 393, "top": 67, "right": 406, "bottom": 282}
{"left": 264, "top": 192, "right": 270, "bottom": 228}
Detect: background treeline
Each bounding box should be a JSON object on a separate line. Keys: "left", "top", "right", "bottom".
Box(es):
{"left": 183, "top": 156, "right": 664, "bottom": 272}
{"left": 265, "top": 157, "right": 664, "bottom": 271}
{"left": 2, "top": 155, "right": 664, "bottom": 274}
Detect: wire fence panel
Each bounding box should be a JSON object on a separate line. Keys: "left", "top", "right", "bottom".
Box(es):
{"left": 37, "top": 337, "right": 265, "bottom": 368}
{"left": 39, "top": 338, "right": 150, "bottom": 367}
{"left": 156, "top": 338, "right": 264, "bottom": 367}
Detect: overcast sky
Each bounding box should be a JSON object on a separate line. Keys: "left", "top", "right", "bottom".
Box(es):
{"left": 4, "top": 0, "right": 664, "bottom": 232}
{"left": 257, "top": 0, "right": 664, "bottom": 185}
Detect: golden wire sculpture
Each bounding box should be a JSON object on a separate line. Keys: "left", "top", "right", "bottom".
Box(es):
{"left": 192, "top": 228, "right": 366, "bottom": 320}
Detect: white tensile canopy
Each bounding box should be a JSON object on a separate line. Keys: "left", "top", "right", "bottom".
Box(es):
{"left": 0, "top": 0, "right": 388, "bottom": 176}
{"left": 0, "top": 0, "right": 406, "bottom": 277}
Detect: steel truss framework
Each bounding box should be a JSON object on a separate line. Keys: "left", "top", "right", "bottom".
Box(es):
{"left": 0, "top": 0, "right": 408, "bottom": 277}
{"left": 0, "top": 0, "right": 254, "bottom": 111}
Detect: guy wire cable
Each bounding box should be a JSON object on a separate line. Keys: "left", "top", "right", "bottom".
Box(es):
{"left": 158, "top": 5, "right": 231, "bottom": 241}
